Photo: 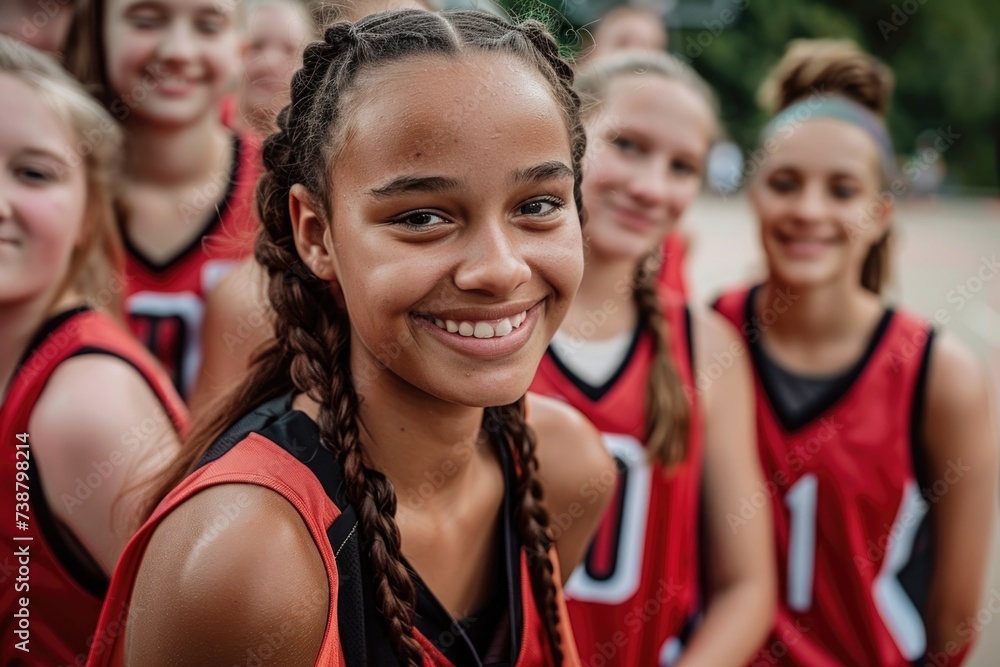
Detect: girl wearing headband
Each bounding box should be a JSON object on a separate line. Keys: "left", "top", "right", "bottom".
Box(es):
{"left": 714, "top": 39, "right": 998, "bottom": 666}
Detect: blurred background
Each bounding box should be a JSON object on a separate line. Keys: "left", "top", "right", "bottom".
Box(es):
{"left": 489, "top": 0, "right": 1000, "bottom": 198}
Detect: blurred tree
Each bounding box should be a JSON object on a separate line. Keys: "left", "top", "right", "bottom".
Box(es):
{"left": 500, "top": 0, "right": 999, "bottom": 194}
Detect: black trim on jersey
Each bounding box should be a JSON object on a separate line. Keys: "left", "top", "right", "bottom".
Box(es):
{"left": 684, "top": 305, "right": 694, "bottom": 376}
{"left": 547, "top": 321, "right": 644, "bottom": 402}
{"left": 899, "top": 327, "right": 936, "bottom": 643}
{"left": 28, "top": 453, "right": 109, "bottom": 599}
{"left": 743, "top": 284, "right": 895, "bottom": 433}
{"left": 409, "top": 438, "right": 522, "bottom": 667}
{"left": 583, "top": 460, "right": 630, "bottom": 582}
{"left": 909, "top": 328, "right": 936, "bottom": 498}
{"left": 8, "top": 306, "right": 91, "bottom": 389}
{"left": 121, "top": 134, "right": 242, "bottom": 273}
{"left": 198, "top": 394, "right": 526, "bottom": 667}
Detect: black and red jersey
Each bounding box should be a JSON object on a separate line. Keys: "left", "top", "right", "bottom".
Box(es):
{"left": 530, "top": 288, "right": 703, "bottom": 666}
{"left": 715, "top": 285, "right": 936, "bottom": 667}
{"left": 0, "top": 308, "right": 187, "bottom": 667}
{"left": 88, "top": 394, "right": 580, "bottom": 666}
{"left": 123, "top": 134, "right": 261, "bottom": 398}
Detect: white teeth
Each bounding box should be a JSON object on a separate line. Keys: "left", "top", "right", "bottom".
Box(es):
{"left": 426, "top": 310, "right": 529, "bottom": 339}
{"left": 473, "top": 322, "right": 495, "bottom": 338}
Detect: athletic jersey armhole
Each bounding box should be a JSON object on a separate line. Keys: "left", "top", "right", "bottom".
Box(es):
{"left": 909, "top": 327, "right": 936, "bottom": 495}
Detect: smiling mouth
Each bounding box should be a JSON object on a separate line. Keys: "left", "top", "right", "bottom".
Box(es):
{"left": 417, "top": 310, "right": 528, "bottom": 339}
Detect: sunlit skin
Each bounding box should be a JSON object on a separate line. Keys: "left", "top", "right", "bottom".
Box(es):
{"left": 238, "top": 1, "right": 313, "bottom": 135}
{"left": 104, "top": 0, "right": 242, "bottom": 127}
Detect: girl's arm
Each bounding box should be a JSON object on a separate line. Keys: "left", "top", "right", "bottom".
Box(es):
{"left": 189, "top": 258, "right": 273, "bottom": 418}
{"left": 921, "top": 333, "right": 998, "bottom": 664}
{"left": 28, "top": 355, "right": 183, "bottom": 576}
{"left": 678, "top": 309, "right": 776, "bottom": 667}
{"left": 530, "top": 393, "right": 617, "bottom": 582}
{"left": 126, "top": 484, "right": 329, "bottom": 666}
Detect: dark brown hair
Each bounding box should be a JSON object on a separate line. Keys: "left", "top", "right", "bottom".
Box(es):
{"left": 760, "top": 38, "right": 895, "bottom": 294}
{"left": 574, "top": 51, "right": 711, "bottom": 467}
{"left": 149, "top": 10, "right": 587, "bottom": 665}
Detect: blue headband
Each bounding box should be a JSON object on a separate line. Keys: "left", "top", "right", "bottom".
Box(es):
{"left": 759, "top": 96, "right": 896, "bottom": 182}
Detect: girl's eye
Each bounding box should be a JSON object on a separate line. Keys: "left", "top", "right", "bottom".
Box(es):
{"left": 518, "top": 198, "right": 563, "bottom": 217}
{"left": 831, "top": 184, "right": 858, "bottom": 200}
{"left": 393, "top": 211, "right": 447, "bottom": 231}
{"left": 612, "top": 136, "right": 642, "bottom": 155}
{"left": 671, "top": 160, "right": 697, "bottom": 177}
{"left": 197, "top": 19, "right": 225, "bottom": 34}
{"left": 16, "top": 166, "right": 56, "bottom": 184}
{"left": 769, "top": 176, "right": 797, "bottom": 193}
{"left": 129, "top": 13, "right": 162, "bottom": 29}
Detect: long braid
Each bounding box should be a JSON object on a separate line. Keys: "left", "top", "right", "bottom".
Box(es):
{"left": 634, "top": 259, "right": 690, "bottom": 466}
{"left": 488, "top": 401, "right": 564, "bottom": 665}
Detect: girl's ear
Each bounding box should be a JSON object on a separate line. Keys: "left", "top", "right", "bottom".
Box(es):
{"left": 289, "top": 183, "right": 338, "bottom": 282}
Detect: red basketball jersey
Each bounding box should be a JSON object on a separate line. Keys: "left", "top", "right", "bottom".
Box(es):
{"left": 123, "top": 134, "right": 261, "bottom": 398}
{"left": 715, "top": 286, "right": 936, "bottom": 667}
{"left": 659, "top": 231, "right": 688, "bottom": 299}
{"left": 530, "top": 290, "right": 703, "bottom": 666}
{"left": 87, "top": 396, "right": 580, "bottom": 667}
{"left": 0, "top": 308, "right": 187, "bottom": 667}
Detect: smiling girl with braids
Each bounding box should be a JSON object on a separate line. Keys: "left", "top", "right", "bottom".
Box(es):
{"left": 530, "top": 52, "right": 776, "bottom": 666}
{"left": 87, "top": 9, "right": 615, "bottom": 667}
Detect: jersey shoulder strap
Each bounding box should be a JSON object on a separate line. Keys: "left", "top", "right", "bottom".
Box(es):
{"left": 197, "top": 394, "right": 399, "bottom": 667}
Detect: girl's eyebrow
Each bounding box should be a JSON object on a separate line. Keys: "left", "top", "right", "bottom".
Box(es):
{"left": 19, "top": 147, "right": 70, "bottom": 167}
{"left": 368, "top": 161, "right": 573, "bottom": 201}
{"left": 511, "top": 160, "right": 573, "bottom": 187}
{"left": 369, "top": 175, "right": 459, "bottom": 200}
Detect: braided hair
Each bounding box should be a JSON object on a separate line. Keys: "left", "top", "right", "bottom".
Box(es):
{"left": 151, "top": 10, "right": 586, "bottom": 665}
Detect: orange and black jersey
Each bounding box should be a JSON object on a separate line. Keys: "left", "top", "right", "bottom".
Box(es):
{"left": 88, "top": 394, "right": 579, "bottom": 666}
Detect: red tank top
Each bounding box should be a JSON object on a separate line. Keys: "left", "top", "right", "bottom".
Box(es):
{"left": 530, "top": 289, "right": 703, "bottom": 666}
{"left": 87, "top": 396, "right": 580, "bottom": 666}
{"left": 123, "top": 133, "right": 261, "bottom": 398}
{"left": 659, "top": 231, "right": 688, "bottom": 298}
{"left": 715, "top": 286, "right": 935, "bottom": 666}
{"left": 0, "top": 308, "right": 187, "bottom": 667}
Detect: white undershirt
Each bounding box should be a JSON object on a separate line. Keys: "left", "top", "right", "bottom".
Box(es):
{"left": 550, "top": 328, "right": 635, "bottom": 387}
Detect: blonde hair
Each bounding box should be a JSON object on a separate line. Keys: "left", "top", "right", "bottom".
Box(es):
{"left": 0, "top": 35, "right": 124, "bottom": 313}
{"left": 575, "top": 50, "right": 722, "bottom": 467}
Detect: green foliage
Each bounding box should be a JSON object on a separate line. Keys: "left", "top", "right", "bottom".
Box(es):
{"left": 499, "top": 0, "right": 999, "bottom": 193}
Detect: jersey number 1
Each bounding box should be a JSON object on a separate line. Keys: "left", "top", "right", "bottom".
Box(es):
{"left": 784, "top": 474, "right": 927, "bottom": 659}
